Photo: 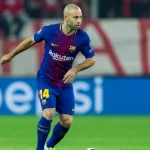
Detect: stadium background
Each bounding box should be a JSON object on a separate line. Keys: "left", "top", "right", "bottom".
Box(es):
{"left": 0, "top": 0, "right": 150, "bottom": 150}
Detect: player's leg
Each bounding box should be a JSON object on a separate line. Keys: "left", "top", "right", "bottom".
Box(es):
{"left": 37, "top": 108, "right": 55, "bottom": 150}
{"left": 36, "top": 77, "right": 57, "bottom": 150}
{"left": 46, "top": 114, "right": 73, "bottom": 148}
{"left": 46, "top": 85, "right": 75, "bottom": 149}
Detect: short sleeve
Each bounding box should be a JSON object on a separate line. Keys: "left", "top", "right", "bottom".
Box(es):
{"left": 34, "top": 26, "right": 47, "bottom": 43}
{"left": 80, "top": 33, "right": 95, "bottom": 58}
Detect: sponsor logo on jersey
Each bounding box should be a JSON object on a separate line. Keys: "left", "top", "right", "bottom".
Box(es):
{"left": 37, "top": 29, "right": 42, "bottom": 34}
{"left": 89, "top": 49, "right": 94, "bottom": 53}
{"left": 49, "top": 50, "right": 73, "bottom": 61}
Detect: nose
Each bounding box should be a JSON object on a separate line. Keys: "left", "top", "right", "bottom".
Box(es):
{"left": 77, "top": 19, "right": 81, "bottom": 24}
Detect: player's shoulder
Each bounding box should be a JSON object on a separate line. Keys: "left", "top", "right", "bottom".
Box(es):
{"left": 77, "top": 28, "right": 90, "bottom": 40}
{"left": 48, "top": 23, "right": 60, "bottom": 29}
{"left": 77, "top": 28, "right": 89, "bottom": 37}
{"left": 41, "top": 23, "right": 60, "bottom": 33}
{"left": 77, "top": 28, "right": 90, "bottom": 43}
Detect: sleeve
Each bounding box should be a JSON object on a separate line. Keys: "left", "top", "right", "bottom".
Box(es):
{"left": 33, "top": 26, "right": 48, "bottom": 43}
{"left": 80, "top": 33, "right": 95, "bottom": 58}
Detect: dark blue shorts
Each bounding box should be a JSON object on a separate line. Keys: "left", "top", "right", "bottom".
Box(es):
{"left": 37, "top": 76, "right": 75, "bottom": 115}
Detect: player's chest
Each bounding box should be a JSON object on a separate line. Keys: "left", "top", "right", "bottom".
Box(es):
{"left": 47, "top": 35, "right": 81, "bottom": 55}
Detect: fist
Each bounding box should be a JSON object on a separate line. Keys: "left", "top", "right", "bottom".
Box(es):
{"left": 0, "top": 54, "right": 13, "bottom": 65}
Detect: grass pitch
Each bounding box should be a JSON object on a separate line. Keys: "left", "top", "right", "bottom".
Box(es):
{"left": 0, "top": 116, "right": 150, "bottom": 150}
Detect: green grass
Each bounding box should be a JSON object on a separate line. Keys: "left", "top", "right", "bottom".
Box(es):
{"left": 0, "top": 116, "right": 150, "bottom": 150}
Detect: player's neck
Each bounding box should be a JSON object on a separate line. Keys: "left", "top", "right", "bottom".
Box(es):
{"left": 62, "top": 23, "right": 75, "bottom": 36}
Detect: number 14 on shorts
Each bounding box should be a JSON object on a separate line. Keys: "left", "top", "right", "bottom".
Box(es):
{"left": 39, "top": 89, "right": 50, "bottom": 99}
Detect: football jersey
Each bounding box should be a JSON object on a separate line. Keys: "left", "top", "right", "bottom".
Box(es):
{"left": 34, "top": 23, "right": 94, "bottom": 87}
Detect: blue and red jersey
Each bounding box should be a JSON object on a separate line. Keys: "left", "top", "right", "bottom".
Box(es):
{"left": 34, "top": 23, "right": 94, "bottom": 87}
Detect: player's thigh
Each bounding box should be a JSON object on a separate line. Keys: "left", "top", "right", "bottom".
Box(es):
{"left": 37, "top": 77, "right": 57, "bottom": 110}
{"left": 56, "top": 86, "right": 75, "bottom": 115}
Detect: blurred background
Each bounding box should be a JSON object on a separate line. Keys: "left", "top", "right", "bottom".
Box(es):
{"left": 0, "top": 0, "right": 150, "bottom": 150}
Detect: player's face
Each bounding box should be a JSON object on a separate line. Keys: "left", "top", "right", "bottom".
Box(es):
{"left": 66, "top": 9, "right": 82, "bottom": 30}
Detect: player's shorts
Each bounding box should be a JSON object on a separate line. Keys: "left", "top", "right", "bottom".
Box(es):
{"left": 37, "top": 76, "right": 75, "bottom": 115}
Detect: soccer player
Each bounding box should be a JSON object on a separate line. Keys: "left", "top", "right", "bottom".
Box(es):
{"left": 0, "top": 4, "right": 96, "bottom": 150}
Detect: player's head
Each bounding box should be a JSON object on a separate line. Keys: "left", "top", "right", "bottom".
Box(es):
{"left": 63, "top": 4, "right": 82, "bottom": 30}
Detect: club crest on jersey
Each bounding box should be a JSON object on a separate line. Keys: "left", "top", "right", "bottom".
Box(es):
{"left": 42, "top": 99, "right": 47, "bottom": 105}
{"left": 69, "top": 46, "right": 76, "bottom": 53}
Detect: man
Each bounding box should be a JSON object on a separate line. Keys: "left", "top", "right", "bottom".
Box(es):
{"left": 0, "top": 1, "right": 10, "bottom": 38}
{"left": 4, "top": 0, "right": 27, "bottom": 39}
{"left": 0, "top": 4, "right": 96, "bottom": 150}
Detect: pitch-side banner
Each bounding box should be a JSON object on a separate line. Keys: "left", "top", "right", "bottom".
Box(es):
{"left": 0, "top": 77, "right": 150, "bottom": 115}
{"left": 0, "top": 19, "right": 150, "bottom": 76}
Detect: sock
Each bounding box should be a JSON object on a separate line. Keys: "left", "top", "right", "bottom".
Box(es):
{"left": 36, "top": 116, "right": 52, "bottom": 150}
{"left": 46, "top": 122, "right": 70, "bottom": 148}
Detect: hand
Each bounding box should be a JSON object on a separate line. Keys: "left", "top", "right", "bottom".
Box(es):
{"left": 63, "top": 66, "right": 78, "bottom": 83}
{"left": 0, "top": 53, "right": 13, "bottom": 65}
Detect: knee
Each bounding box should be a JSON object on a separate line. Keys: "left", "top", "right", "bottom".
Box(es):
{"left": 60, "top": 117, "right": 73, "bottom": 128}
{"left": 43, "top": 108, "right": 55, "bottom": 120}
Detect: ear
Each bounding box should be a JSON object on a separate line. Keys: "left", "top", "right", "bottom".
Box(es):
{"left": 64, "top": 15, "right": 68, "bottom": 21}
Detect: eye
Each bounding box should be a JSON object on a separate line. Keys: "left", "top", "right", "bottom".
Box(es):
{"left": 74, "top": 16, "right": 78, "bottom": 19}
{"left": 73, "top": 16, "right": 82, "bottom": 19}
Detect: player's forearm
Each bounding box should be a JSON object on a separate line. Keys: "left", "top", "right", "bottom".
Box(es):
{"left": 10, "top": 37, "right": 35, "bottom": 58}
{"left": 75, "top": 57, "right": 96, "bottom": 72}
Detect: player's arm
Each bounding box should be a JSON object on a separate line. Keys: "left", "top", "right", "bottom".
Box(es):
{"left": 0, "top": 36, "right": 36, "bottom": 65}
{"left": 0, "top": 25, "right": 47, "bottom": 65}
{"left": 76, "top": 35, "right": 96, "bottom": 72}
{"left": 63, "top": 56, "right": 96, "bottom": 84}
{"left": 63, "top": 35, "right": 96, "bottom": 84}
{"left": 75, "top": 56, "right": 96, "bottom": 72}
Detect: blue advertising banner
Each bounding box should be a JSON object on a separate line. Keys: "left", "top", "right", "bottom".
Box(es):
{"left": 0, "top": 78, "right": 37, "bottom": 115}
{"left": 0, "top": 77, "right": 150, "bottom": 115}
{"left": 103, "top": 77, "right": 150, "bottom": 115}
